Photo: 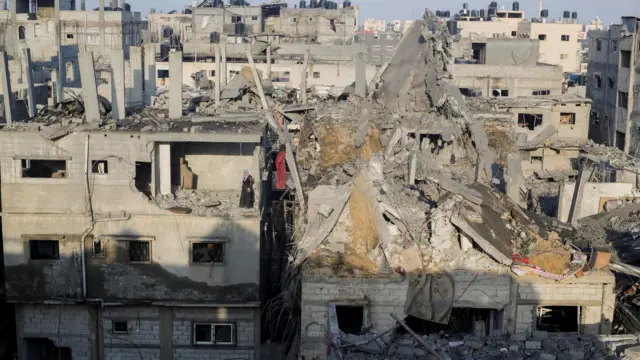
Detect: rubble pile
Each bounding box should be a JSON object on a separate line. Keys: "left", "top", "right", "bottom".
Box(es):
{"left": 153, "top": 189, "right": 254, "bottom": 217}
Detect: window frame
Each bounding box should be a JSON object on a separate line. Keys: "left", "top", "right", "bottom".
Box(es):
{"left": 91, "top": 159, "right": 108, "bottom": 174}
{"left": 560, "top": 34, "right": 570, "bottom": 41}
{"left": 112, "top": 321, "right": 128, "bottom": 334}
{"left": 28, "top": 239, "right": 60, "bottom": 261}
{"left": 538, "top": 34, "right": 547, "bottom": 41}
{"left": 127, "top": 240, "right": 152, "bottom": 263}
{"left": 18, "top": 158, "right": 69, "bottom": 179}
{"left": 189, "top": 238, "right": 228, "bottom": 265}
{"left": 192, "top": 323, "right": 236, "bottom": 346}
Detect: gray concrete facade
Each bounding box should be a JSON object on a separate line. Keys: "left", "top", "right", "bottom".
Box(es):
{"left": 169, "top": 51, "right": 183, "bottom": 120}
{"left": 356, "top": 31, "right": 401, "bottom": 66}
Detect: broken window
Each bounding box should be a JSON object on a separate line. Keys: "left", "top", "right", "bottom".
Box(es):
{"left": 66, "top": 34, "right": 74, "bottom": 39}
{"left": 134, "top": 162, "right": 152, "bottom": 193}
{"left": 402, "top": 309, "right": 494, "bottom": 335}
{"left": 471, "top": 42, "right": 486, "bottom": 64}
{"left": 621, "top": 50, "right": 631, "bottom": 68}
{"left": 594, "top": 74, "right": 602, "bottom": 89}
{"left": 596, "top": 39, "right": 603, "bottom": 51}
{"left": 491, "top": 89, "right": 509, "bottom": 97}
{"left": 29, "top": 240, "right": 60, "bottom": 260}
{"left": 335, "top": 305, "right": 364, "bottom": 335}
{"left": 192, "top": 242, "right": 225, "bottom": 264}
{"left": 21, "top": 159, "right": 67, "bottom": 178}
{"left": 616, "top": 131, "right": 626, "bottom": 151}
{"left": 518, "top": 114, "right": 543, "bottom": 131}
{"left": 537, "top": 306, "right": 579, "bottom": 332}
{"left": 608, "top": 77, "right": 615, "bottom": 89}
{"left": 93, "top": 239, "right": 104, "bottom": 257}
{"left": 532, "top": 90, "right": 550, "bottom": 96}
{"left": 538, "top": 34, "right": 547, "bottom": 40}
{"left": 232, "top": 15, "right": 243, "bottom": 23}
{"left": 560, "top": 112, "right": 576, "bottom": 125}
{"left": 561, "top": 34, "right": 570, "bottom": 41}
{"left": 193, "top": 323, "right": 235, "bottom": 345}
{"left": 619, "top": 91, "right": 629, "bottom": 109}
{"left": 92, "top": 160, "right": 108, "bottom": 174}
{"left": 18, "top": 26, "right": 25, "bottom": 40}
{"left": 459, "top": 88, "right": 480, "bottom": 97}
{"left": 112, "top": 321, "right": 128, "bottom": 334}
{"left": 24, "top": 339, "right": 72, "bottom": 360}
{"left": 128, "top": 241, "right": 150, "bottom": 262}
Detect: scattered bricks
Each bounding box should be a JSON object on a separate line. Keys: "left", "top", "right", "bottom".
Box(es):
{"left": 532, "top": 330, "right": 548, "bottom": 340}
{"left": 511, "top": 332, "right": 527, "bottom": 341}
{"left": 526, "top": 340, "right": 542, "bottom": 350}
{"left": 539, "top": 353, "right": 556, "bottom": 360}
{"left": 569, "top": 350, "right": 585, "bottom": 360}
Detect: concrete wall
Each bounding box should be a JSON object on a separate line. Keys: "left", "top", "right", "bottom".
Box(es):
{"left": 557, "top": 182, "right": 635, "bottom": 222}
{"left": 16, "top": 304, "right": 259, "bottom": 360}
{"left": 357, "top": 32, "right": 401, "bottom": 66}
{"left": 456, "top": 20, "right": 518, "bottom": 39}
{"left": 453, "top": 38, "right": 540, "bottom": 66}
{"left": 0, "top": 131, "right": 262, "bottom": 303}
{"left": 180, "top": 143, "right": 256, "bottom": 191}
{"left": 268, "top": 8, "right": 358, "bottom": 45}
{"left": 452, "top": 64, "right": 564, "bottom": 97}
{"left": 508, "top": 100, "right": 591, "bottom": 142}
{"left": 300, "top": 271, "right": 615, "bottom": 359}
{"left": 518, "top": 22, "right": 582, "bottom": 72}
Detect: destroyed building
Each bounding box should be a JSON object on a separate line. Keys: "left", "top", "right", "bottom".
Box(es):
{"left": 587, "top": 16, "right": 640, "bottom": 153}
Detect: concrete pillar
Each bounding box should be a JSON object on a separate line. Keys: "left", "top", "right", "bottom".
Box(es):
{"left": 54, "top": 0, "right": 61, "bottom": 48}
{"left": 80, "top": 0, "right": 85, "bottom": 10}
{"left": 143, "top": 44, "right": 156, "bottom": 106}
{"left": 120, "top": 0, "right": 126, "bottom": 10}
{"left": 300, "top": 51, "right": 309, "bottom": 104}
{"left": 56, "top": 48, "right": 64, "bottom": 103}
{"left": 215, "top": 44, "right": 221, "bottom": 106}
{"left": 408, "top": 152, "right": 417, "bottom": 185}
{"left": 130, "top": 46, "right": 144, "bottom": 107}
{"left": 567, "top": 157, "right": 596, "bottom": 226}
{"left": 221, "top": 43, "right": 227, "bottom": 85}
{"left": 1, "top": 0, "right": 6, "bottom": 11}
{"left": 266, "top": 45, "right": 272, "bottom": 80}
{"left": 22, "top": 48, "right": 37, "bottom": 118}
{"left": 78, "top": 52, "right": 101, "bottom": 123}
{"left": 0, "top": 51, "right": 15, "bottom": 125}
{"left": 159, "top": 307, "right": 173, "bottom": 360}
{"left": 355, "top": 54, "right": 366, "bottom": 98}
{"left": 99, "top": 0, "right": 105, "bottom": 54}
{"left": 158, "top": 143, "right": 171, "bottom": 195}
{"left": 168, "top": 51, "right": 183, "bottom": 120}
{"left": 506, "top": 153, "right": 524, "bottom": 207}
{"left": 110, "top": 49, "right": 125, "bottom": 120}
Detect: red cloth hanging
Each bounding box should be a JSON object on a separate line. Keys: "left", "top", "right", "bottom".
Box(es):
{"left": 276, "top": 151, "right": 287, "bottom": 190}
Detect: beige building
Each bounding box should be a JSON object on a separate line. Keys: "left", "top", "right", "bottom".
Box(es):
{"left": 517, "top": 22, "right": 582, "bottom": 72}
{"left": 363, "top": 18, "right": 385, "bottom": 32}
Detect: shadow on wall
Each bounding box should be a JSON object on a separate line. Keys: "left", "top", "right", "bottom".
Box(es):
{"left": 3, "top": 220, "right": 261, "bottom": 304}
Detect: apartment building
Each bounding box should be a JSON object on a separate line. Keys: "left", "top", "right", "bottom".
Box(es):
{"left": 362, "top": 18, "right": 385, "bottom": 32}
{"left": 517, "top": 21, "right": 582, "bottom": 73}
{"left": 0, "top": 117, "right": 266, "bottom": 359}
{"left": 356, "top": 31, "right": 400, "bottom": 66}
{"left": 587, "top": 16, "right": 640, "bottom": 153}
{"left": 451, "top": 37, "right": 565, "bottom": 98}
{"left": 1, "top": 0, "right": 144, "bottom": 61}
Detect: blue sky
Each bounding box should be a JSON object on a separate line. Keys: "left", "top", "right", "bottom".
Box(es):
{"left": 89, "top": 0, "right": 639, "bottom": 26}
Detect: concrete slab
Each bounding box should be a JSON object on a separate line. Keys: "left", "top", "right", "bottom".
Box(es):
{"left": 78, "top": 51, "right": 101, "bottom": 123}
{"left": 144, "top": 44, "right": 156, "bottom": 106}
{"left": 168, "top": 51, "right": 183, "bottom": 120}
{"left": 130, "top": 46, "right": 144, "bottom": 107}
{"left": 110, "top": 50, "right": 126, "bottom": 120}
{"left": 0, "top": 51, "right": 15, "bottom": 124}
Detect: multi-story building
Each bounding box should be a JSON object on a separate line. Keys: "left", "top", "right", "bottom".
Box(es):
{"left": 587, "top": 16, "right": 640, "bottom": 153}
{"left": 356, "top": 31, "right": 400, "bottom": 66}
{"left": 362, "top": 18, "right": 385, "bottom": 32}
{"left": 1, "top": 0, "right": 144, "bottom": 61}
{"left": 0, "top": 116, "right": 266, "bottom": 359}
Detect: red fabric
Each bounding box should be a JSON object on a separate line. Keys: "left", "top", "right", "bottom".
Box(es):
{"left": 276, "top": 151, "right": 287, "bottom": 190}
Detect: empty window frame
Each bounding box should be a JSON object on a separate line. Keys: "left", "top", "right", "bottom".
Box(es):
{"left": 128, "top": 241, "right": 151, "bottom": 262}
{"left": 21, "top": 159, "right": 67, "bottom": 178}
{"left": 93, "top": 239, "right": 105, "bottom": 257}
{"left": 596, "top": 39, "right": 603, "bottom": 51}
{"left": 193, "top": 323, "right": 235, "bottom": 345}
{"left": 92, "top": 160, "right": 108, "bottom": 174}
{"left": 134, "top": 162, "right": 152, "bottom": 193}
{"left": 232, "top": 16, "right": 243, "bottom": 23}
{"left": 538, "top": 34, "right": 547, "bottom": 41}
{"left": 157, "top": 69, "right": 169, "bottom": 78}
{"left": 619, "top": 91, "right": 629, "bottom": 109}
{"left": 590, "top": 111, "right": 600, "bottom": 126}
{"left": 561, "top": 34, "right": 570, "bottom": 41}
{"left": 112, "top": 321, "right": 128, "bottom": 334}
{"left": 66, "top": 34, "right": 74, "bottom": 39}
{"left": 560, "top": 112, "right": 576, "bottom": 125}
{"left": 29, "top": 240, "right": 60, "bottom": 260}
{"left": 532, "top": 90, "right": 550, "bottom": 96}
{"left": 536, "top": 306, "right": 579, "bottom": 332}
{"left": 18, "top": 26, "right": 25, "bottom": 40}
{"left": 518, "top": 113, "right": 543, "bottom": 130}
{"left": 594, "top": 74, "right": 602, "bottom": 88}
{"left": 611, "top": 40, "right": 618, "bottom": 52}
{"left": 335, "top": 305, "right": 365, "bottom": 335}
{"left": 511, "top": 30, "right": 517, "bottom": 37}
{"left": 608, "top": 77, "right": 615, "bottom": 89}
{"left": 191, "top": 242, "right": 225, "bottom": 264}
{"left": 560, "top": 54, "right": 568, "bottom": 60}
{"left": 491, "top": 89, "right": 509, "bottom": 97}
{"left": 621, "top": 50, "right": 631, "bottom": 68}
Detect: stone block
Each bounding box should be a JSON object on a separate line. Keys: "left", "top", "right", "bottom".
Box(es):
{"left": 532, "top": 330, "right": 548, "bottom": 340}
{"left": 526, "top": 340, "right": 542, "bottom": 350}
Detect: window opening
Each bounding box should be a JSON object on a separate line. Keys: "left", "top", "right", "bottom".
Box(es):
{"left": 560, "top": 112, "right": 576, "bottom": 125}
{"left": 538, "top": 34, "right": 547, "bottom": 40}
{"left": 18, "top": 26, "right": 25, "bottom": 40}
{"left": 518, "top": 114, "right": 543, "bottom": 130}
{"left": 192, "top": 242, "right": 225, "bottom": 263}
{"left": 537, "top": 306, "right": 579, "bottom": 332}
{"left": 400, "top": 308, "right": 494, "bottom": 335}
{"left": 113, "top": 321, "right": 128, "bottom": 334}
{"left": 21, "top": 159, "right": 67, "bottom": 178}
{"left": 471, "top": 42, "right": 486, "bottom": 64}
{"left": 594, "top": 74, "right": 602, "bottom": 88}
{"left": 619, "top": 91, "right": 629, "bottom": 109}
{"left": 93, "top": 239, "right": 104, "bottom": 257}
{"left": 561, "top": 34, "right": 570, "bottom": 41}
{"left": 128, "top": 241, "right": 150, "bottom": 262}
{"left": 134, "top": 161, "right": 152, "bottom": 194}
{"left": 29, "top": 240, "right": 60, "bottom": 260}
{"left": 193, "top": 323, "right": 235, "bottom": 345}
{"left": 596, "top": 39, "right": 602, "bottom": 51}
{"left": 532, "top": 90, "right": 550, "bottom": 96}
{"left": 608, "top": 77, "right": 615, "bottom": 89}
{"left": 621, "top": 50, "right": 631, "bottom": 68}
{"left": 92, "top": 160, "right": 108, "bottom": 174}
{"left": 312, "top": 72, "right": 320, "bottom": 79}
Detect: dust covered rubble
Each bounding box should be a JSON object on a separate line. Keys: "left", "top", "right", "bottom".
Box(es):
{"left": 291, "top": 10, "right": 573, "bottom": 278}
